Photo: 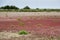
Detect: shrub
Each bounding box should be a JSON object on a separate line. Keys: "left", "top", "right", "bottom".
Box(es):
{"left": 19, "top": 22, "right": 25, "bottom": 26}
{"left": 18, "top": 30, "right": 28, "bottom": 35}
{"left": 17, "top": 18, "right": 21, "bottom": 21}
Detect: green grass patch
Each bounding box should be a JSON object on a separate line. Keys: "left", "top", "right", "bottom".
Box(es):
{"left": 18, "top": 30, "right": 28, "bottom": 35}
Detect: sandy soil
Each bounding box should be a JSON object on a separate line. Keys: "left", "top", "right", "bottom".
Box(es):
{"left": 0, "top": 12, "right": 60, "bottom": 18}
{"left": 0, "top": 32, "right": 59, "bottom": 40}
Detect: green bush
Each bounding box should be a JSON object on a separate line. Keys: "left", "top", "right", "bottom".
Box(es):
{"left": 18, "top": 30, "right": 28, "bottom": 35}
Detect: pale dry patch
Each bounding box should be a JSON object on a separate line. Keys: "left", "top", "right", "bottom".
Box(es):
{"left": 0, "top": 32, "right": 20, "bottom": 39}
{"left": 0, "top": 32, "right": 59, "bottom": 40}
{"left": 0, "top": 12, "right": 60, "bottom": 18}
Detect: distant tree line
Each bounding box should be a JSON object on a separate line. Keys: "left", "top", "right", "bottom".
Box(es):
{"left": 0, "top": 5, "right": 19, "bottom": 9}
{"left": 0, "top": 5, "right": 60, "bottom": 12}
{"left": 0, "top": 5, "right": 30, "bottom": 9}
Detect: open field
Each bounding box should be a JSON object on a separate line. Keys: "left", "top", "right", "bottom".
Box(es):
{"left": 0, "top": 12, "right": 60, "bottom": 40}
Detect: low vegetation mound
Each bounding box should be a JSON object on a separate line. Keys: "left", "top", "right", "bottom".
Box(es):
{"left": 18, "top": 30, "right": 28, "bottom": 35}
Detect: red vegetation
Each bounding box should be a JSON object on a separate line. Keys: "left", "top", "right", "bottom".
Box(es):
{"left": 0, "top": 16, "right": 60, "bottom": 37}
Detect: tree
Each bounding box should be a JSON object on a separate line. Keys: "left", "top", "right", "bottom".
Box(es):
{"left": 10, "top": 6, "right": 19, "bottom": 9}
{"left": 0, "top": 5, "right": 19, "bottom": 9}
{"left": 0, "top": 5, "right": 10, "bottom": 9}
{"left": 23, "top": 6, "right": 30, "bottom": 9}
{"left": 36, "top": 8, "right": 39, "bottom": 10}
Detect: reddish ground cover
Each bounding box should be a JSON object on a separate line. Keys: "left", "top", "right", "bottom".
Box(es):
{"left": 0, "top": 16, "right": 60, "bottom": 37}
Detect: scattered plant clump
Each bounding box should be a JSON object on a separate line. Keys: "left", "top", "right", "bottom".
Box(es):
{"left": 19, "top": 22, "right": 25, "bottom": 26}
{"left": 17, "top": 18, "right": 21, "bottom": 21}
{"left": 18, "top": 30, "right": 28, "bottom": 35}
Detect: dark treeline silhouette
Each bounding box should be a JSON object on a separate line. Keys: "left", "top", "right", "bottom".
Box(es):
{"left": 23, "top": 6, "right": 30, "bottom": 9}
{"left": 0, "top": 5, "right": 60, "bottom": 12}
{"left": 0, "top": 5, "right": 19, "bottom": 9}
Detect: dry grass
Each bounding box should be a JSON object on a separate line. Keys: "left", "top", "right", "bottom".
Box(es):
{"left": 0, "top": 12, "right": 60, "bottom": 17}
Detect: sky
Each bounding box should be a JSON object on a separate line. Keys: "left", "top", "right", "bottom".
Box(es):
{"left": 0, "top": 0, "right": 60, "bottom": 9}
